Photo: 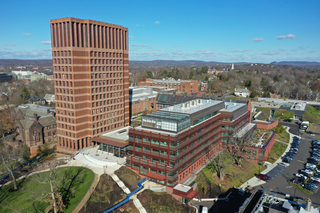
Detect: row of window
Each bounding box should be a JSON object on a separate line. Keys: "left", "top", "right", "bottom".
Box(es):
{"left": 91, "top": 66, "right": 122, "bottom": 72}
{"left": 56, "top": 102, "right": 73, "bottom": 109}
{"left": 55, "top": 81, "right": 73, "bottom": 87}
{"left": 56, "top": 95, "right": 73, "bottom": 102}
{"left": 93, "top": 123, "right": 123, "bottom": 135}
{"left": 91, "top": 72, "right": 122, "bottom": 79}
{"left": 52, "top": 51, "right": 123, "bottom": 58}
{"left": 91, "top": 79, "right": 122, "bottom": 86}
{"left": 90, "top": 58, "right": 122, "bottom": 65}
{"left": 92, "top": 116, "right": 123, "bottom": 128}
{"left": 90, "top": 51, "right": 122, "bottom": 58}
{"left": 55, "top": 88, "right": 73, "bottom": 94}
{"left": 53, "top": 51, "right": 71, "bottom": 57}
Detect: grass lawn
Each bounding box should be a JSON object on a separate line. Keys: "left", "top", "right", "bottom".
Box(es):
{"left": 289, "top": 182, "right": 314, "bottom": 195}
{"left": 268, "top": 141, "right": 288, "bottom": 163}
{"left": 197, "top": 151, "right": 265, "bottom": 192}
{"left": 274, "top": 128, "right": 290, "bottom": 143}
{"left": 0, "top": 167, "right": 94, "bottom": 213}
{"left": 303, "top": 105, "right": 320, "bottom": 124}
{"left": 274, "top": 109, "right": 294, "bottom": 120}
{"left": 256, "top": 108, "right": 271, "bottom": 121}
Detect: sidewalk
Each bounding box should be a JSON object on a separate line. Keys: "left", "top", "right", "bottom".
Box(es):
{"left": 241, "top": 126, "right": 294, "bottom": 189}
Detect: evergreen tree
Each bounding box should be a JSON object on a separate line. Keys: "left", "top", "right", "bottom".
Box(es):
{"left": 22, "top": 144, "right": 31, "bottom": 161}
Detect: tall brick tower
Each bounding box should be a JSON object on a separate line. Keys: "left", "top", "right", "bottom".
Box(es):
{"left": 50, "top": 17, "right": 129, "bottom": 153}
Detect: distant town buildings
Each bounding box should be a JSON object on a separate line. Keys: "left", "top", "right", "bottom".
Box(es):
{"left": 44, "top": 94, "right": 55, "bottom": 104}
{"left": 129, "top": 87, "right": 158, "bottom": 116}
{"left": 11, "top": 70, "right": 48, "bottom": 82}
{"left": 0, "top": 72, "right": 13, "bottom": 83}
{"left": 138, "top": 78, "right": 199, "bottom": 95}
{"left": 200, "top": 82, "right": 207, "bottom": 91}
{"left": 234, "top": 88, "right": 251, "bottom": 97}
{"left": 51, "top": 17, "right": 129, "bottom": 153}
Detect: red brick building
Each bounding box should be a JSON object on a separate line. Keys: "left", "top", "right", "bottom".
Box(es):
{"left": 51, "top": 17, "right": 129, "bottom": 153}
{"left": 138, "top": 78, "right": 198, "bottom": 95}
{"left": 127, "top": 99, "right": 255, "bottom": 187}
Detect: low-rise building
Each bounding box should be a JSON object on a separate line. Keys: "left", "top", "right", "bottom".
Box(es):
{"left": 0, "top": 72, "right": 13, "bottom": 83}
{"left": 31, "top": 73, "right": 47, "bottom": 81}
{"left": 234, "top": 88, "right": 251, "bottom": 97}
{"left": 129, "top": 87, "right": 158, "bottom": 116}
{"left": 11, "top": 104, "right": 56, "bottom": 151}
{"left": 138, "top": 78, "right": 199, "bottom": 95}
{"left": 44, "top": 94, "right": 55, "bottom": 104}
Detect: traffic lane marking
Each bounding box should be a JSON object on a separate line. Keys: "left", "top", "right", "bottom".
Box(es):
{"left": 297, "top": 160, "right": 304, "bottom": 163}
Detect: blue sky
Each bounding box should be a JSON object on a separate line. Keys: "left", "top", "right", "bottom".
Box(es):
{"left": 0, "top": 0, "right": 319, "bottom": 62}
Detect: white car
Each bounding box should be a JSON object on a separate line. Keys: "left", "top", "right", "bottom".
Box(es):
{"left": 311, "top": 177, "right": 320, "bottom": 182}
{"left": 301, "top": 169, "right": 314, "bottom": 175}
{"left": 306, "top": 163, "right": 317, "bottom": 169}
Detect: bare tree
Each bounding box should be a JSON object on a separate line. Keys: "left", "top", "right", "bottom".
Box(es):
{"left": 30, "top": 162, "right": 65, "bottom": 213}
{"left": 210, "top": 151, "right": 228, "bottom": 181}
{"left": 0, "top": 107, "right": 15, "bottom": 138}
{"left": 225, "top": 137, "right": 249, "bottom": 167}
{"left": 0, "top": 144, "right": 21, "bottom": 190}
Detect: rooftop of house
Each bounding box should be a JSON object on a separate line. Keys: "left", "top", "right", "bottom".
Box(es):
{"left": 235, "top": 88, "right": 250, "bottom": 93}
{"left": 129, "top": 87, "right": 158, "bottom": 102}
{"left": 15, "top": 104, "right": 55, "bottom": 117}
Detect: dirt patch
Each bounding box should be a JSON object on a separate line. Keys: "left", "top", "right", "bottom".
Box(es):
{"left": 83, "top": 174, "right": 127, "bottom": 213}
{"left": 212, "top": 174, "right": 234, "bottom": 189}
{"left": 138, "top": 189, "right": 195, "bottom": 213}
{"left": 115, "top": 166, "right": 143, "bottom": 192}
{"left": 195, "top": 171, "right": 226, "bottom": 198}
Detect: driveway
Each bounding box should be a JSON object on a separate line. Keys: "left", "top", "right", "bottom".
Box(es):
{"left": 261, "top": 122, "right": 320, "bottom": 204}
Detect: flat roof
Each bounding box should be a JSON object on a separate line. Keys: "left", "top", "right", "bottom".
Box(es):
{"left": 100, "top": 126, "right": 129, "bottom": 141}
{"left": 160, "top": 99, "right": 224, "bottom": 115}
{"left": 174, "top": 184, "right": 192, "bottom": 193}
{"left": 220, "top": 102, "right": 246, "bottom": 113}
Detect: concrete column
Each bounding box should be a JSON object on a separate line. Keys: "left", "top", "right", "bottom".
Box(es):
{"left": 50, "top": 23, "right": 55, "bottom": 47}
{"left": 61, "top": 22, "right": 65, "bottom": 47}
{"left": 57, "top": 23, "right": 61, "bottom": 47}
{"left": 99, "top": 25, "right": 103, "bottom": 49}
{"left": 110, "top": 28, "right": 113, "bottom": 49}
{"left": 74, "top": 22, "right": 78, "bottom": 47}
{"left": 65, "top": 21, "right": 69, "bottom": 47}
{"left": 102, "top": 26, "right": 105, "bottom": 49}
{"left": 91, "top": 24, "right": 94, "bottom": 48}
{"left": 106, "top": 27, "right": 109, "bottom": 49}
{"left": 78, "top": 23, "right": 82, "bottom": 48}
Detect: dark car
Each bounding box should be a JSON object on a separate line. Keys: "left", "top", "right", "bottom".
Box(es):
{"left": 257, "top": 174, "right": 271, "bottom": 181}
{"left": 283, "top": 157, "right": 292, "bottom": 163}
{"left": 306, "top": 131, "right": 315, "bottom": 134}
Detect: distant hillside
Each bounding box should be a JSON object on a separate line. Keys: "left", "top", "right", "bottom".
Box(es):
{"left": 129, "top": 60, "right": 248, "bottom": 67}
{"left": 270, "top": 61, "right": 320, "bottom": 66}
{"left": 0, "top": 59, "right": 52, "bottom": 66}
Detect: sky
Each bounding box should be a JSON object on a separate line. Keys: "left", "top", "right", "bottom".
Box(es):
{"left": 0, "top": 0, "right": 319, "bottom": 63}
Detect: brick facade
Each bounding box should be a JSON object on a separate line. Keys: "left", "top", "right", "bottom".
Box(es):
{"left": 51, "top": 17, "right": 129, "bottom": 153}
{"left": 138, "top": 78, "right": 199, "bottom": 95}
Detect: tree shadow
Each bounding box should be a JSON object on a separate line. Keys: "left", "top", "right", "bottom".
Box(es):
{"left": 59, "top": 167, "right": 86, "bottom": 209}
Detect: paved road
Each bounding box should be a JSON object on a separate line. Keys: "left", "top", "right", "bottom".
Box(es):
{"left": 261, "top": 122, "right": 320, "bottom": 204}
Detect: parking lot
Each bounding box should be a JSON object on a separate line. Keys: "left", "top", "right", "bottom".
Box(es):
{"left": 262, "top": 122, "right": 320, "bottom": 203}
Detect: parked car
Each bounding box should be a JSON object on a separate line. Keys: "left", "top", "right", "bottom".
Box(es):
{"left": 306, "top": 131, "right": 315, "bottom": 134}
{"left": 257, "top": 174, "right": 271, "bottom": 181}
{"left": 282, "top": 157, "right": 292, "bottom": 163}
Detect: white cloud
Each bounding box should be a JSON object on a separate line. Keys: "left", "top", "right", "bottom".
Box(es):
{"left": 4, "top": 48, "right": 12, "bottom": 50}
{"left": 276, "top": 34, "right": 296, "bottom": 40}
{"left": 0, "top": 50, "right": 52, "bottom": 59}
{"left": 129, "top": 36, "right": 134, "bottom": 38}
{"left": 40, "top": 41, "right": 51, "bottom": 44}
{"left": 24, "top": 33, "right": 33, "bottom": 36}
{"left": 251, "top": 37, "right": 265, "bottom": 42}
{"left": 263, "top": 51, "right": 280, "bottom": 55}
{"left": 155, "top": 21, "right": 160, "bottom": 25}
{"left": 196, "top": 50, "right": 214, "bottom": 54}
{"left": 131, "top": 44, "right": 148, "bottom": 47}
{"left": 230, "top": 49, "right": 251, "bottom": 53}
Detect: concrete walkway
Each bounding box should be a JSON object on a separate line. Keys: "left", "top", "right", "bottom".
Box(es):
{"left": 241, "top": 126, "right": 294, "bottom": 189}
{"left": 110, "top": 173, "right": 131, "bottom": 194}
{"left": 131, "top": 195, "right": 148, "bottom": 213}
